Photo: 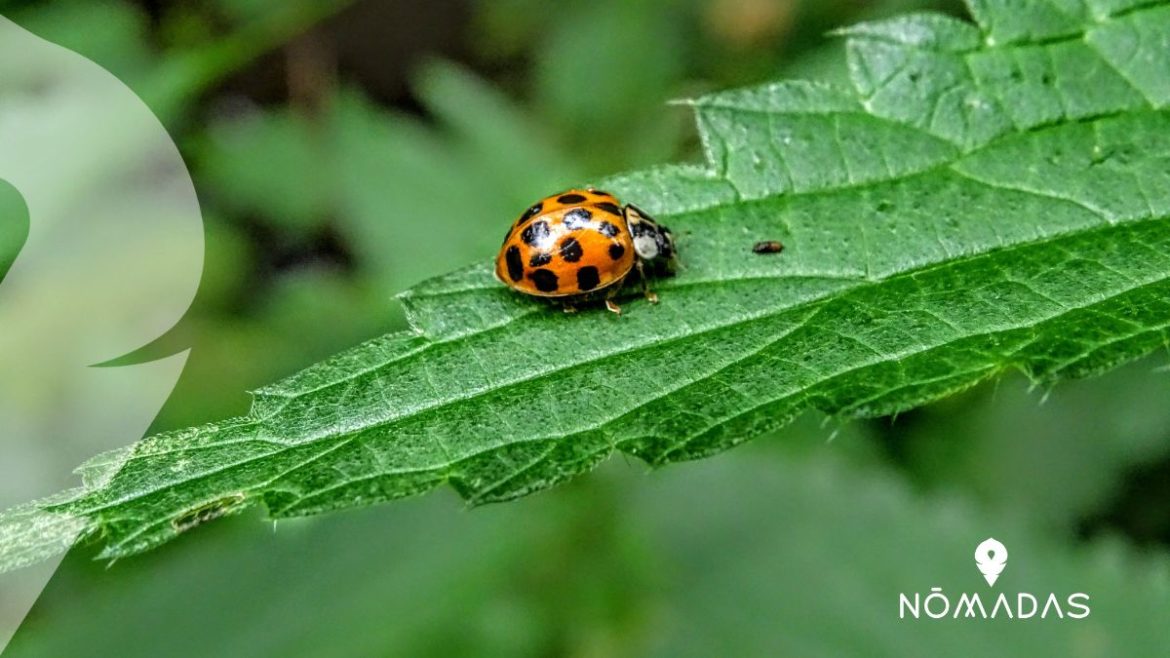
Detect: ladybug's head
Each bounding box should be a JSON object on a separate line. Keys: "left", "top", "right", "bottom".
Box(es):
{"left": 624, "top": 204, "right": 677, "bottom": 273}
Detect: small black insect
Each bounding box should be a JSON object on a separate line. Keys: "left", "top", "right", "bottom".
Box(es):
{"left": 752, "top": 240, "right": 785, "bottom": 254}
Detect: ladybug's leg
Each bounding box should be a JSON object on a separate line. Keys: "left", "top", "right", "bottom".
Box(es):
{"left": 635, "top": 259, "right": 659, "bottom": 304}
{"left": 562, "top": 304, "right": 578, "bottom": 314}
{"left": 603, "top": 286, "right": 623, "bottom": 316}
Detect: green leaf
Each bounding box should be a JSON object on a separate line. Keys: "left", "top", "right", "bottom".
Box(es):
{"left": 5, "top": 0, "right": 1170, "bottom": 567}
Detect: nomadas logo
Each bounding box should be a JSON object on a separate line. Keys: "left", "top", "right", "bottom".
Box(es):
{"left": 899, "top": 538, "right": 1091, "bottom": 620}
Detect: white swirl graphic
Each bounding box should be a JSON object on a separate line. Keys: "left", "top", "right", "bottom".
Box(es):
{"left": 0, "top": 15, "right": 202, "bottom": 652}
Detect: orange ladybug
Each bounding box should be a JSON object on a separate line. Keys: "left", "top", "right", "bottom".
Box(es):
{"left": 495, "top": 188, "right": 676, "bottom": 314}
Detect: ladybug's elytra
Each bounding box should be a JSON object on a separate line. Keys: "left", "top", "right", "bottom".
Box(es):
{"left": 495, "top": 188, "right": 676, "bottom": 314}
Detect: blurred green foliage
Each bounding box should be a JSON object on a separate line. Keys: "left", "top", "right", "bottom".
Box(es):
{"left": 3, "top": 0, "right": 1169, "bottom": 654}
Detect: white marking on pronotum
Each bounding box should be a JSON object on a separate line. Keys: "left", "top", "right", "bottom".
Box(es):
{"left": 633, "top": 235, "right": 660, "bottom": 259}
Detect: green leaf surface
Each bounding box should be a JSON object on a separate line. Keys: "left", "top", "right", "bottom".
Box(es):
{"left": 5, "top": 0, "right": 1170, "bottom": 566}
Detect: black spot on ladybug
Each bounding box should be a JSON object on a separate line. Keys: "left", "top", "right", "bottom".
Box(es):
{"left": 608, "top": 243, "right": 625, "bottom": 260}
{"left": 590, "top": 189, "right": 612, "bottom": 198}
{"left": 597, "top": 221, "right": 619, "bottom": 237}
{"left": 559, "top": 237, "right": 583, "bottom": 262}
{"left": 517, "top": 202, "right": 543, "bottom": 225}
{"left": 521, "top": 220, "right": 550, "bottom": 246}
{"left": 529, "top": 251, "right": 552, "bottom": 267}
{"left": 563, "top": 208, "right": 592, "bottom": 229}
{"left": 576, "top": 266, "right": 601, "bottom": 291}
{"left": 557, "top": 193, "right": 587, "bottom": 204}
{"left": 595, "top": 201, "right": 622, "bottom": 216}
{"left": 529, "top": 268, "right": 559, "bottom": 292}
{"left": 505, "top": 246, "right": 524, "bottom": 282}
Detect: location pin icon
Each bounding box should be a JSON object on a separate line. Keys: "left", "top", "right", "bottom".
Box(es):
{"left": 974, "top": 538, "right": 1008, "bottom": 586}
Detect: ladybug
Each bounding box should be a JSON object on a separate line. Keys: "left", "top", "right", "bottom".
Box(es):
{"left": 495, "top": 188, "right": 676, "bottom": 314}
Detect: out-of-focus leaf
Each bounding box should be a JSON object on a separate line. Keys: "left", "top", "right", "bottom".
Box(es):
{"left": 639, "top": 453, "right": 1170, "bottom": 657}
{"left": 9, "top": 0, "right": 152, "bottom": 82}
{"left": 903, "top": 357, "right": 1170, "bottom": 534}
{"left": 9, "top": 0, "right": 356, "bottom": 126}
{"left": 139, "top": 0, "right": 355, "bottom": 122}
{"left": 530, "top": 0, "right": 690, "bottom": 169}
{"left": 331, "top": 67, "right": 580, "bottom": 283}
{"left": 199, "top": 109, "right": 333, "bottom": 233}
